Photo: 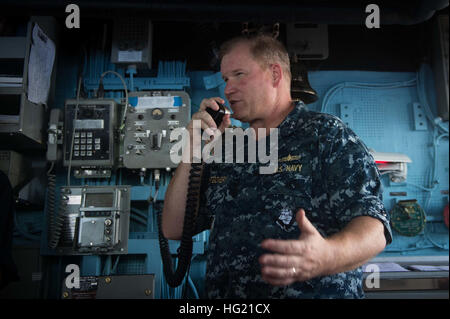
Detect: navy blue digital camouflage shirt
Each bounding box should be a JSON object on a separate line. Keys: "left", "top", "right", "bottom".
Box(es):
{"left": 199, "top": 101, "right": 392, "bottom": 299}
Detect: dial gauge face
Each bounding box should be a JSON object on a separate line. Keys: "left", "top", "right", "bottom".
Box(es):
{"left": 151, "top": 108, "right": 164, "bottom": 120}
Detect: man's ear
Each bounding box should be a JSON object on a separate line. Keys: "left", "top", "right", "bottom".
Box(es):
{"left": 270, "top": 63, "right": 283, "bottom": 87}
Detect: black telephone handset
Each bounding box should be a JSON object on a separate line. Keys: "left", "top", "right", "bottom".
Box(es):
{"left": 206, "top": 102, "right": 230, "bottom": 128}
{"left": 158, "top": 101, "right": 229, "bottom": 288}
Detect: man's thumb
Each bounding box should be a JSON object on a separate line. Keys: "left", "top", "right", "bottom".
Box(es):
{"left": 296, "top": 208, "right": 316, "bottom": 234}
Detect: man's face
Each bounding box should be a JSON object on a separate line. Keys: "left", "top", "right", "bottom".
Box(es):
{"left": 220, "top": 43, "right": 276, "bottom": 123}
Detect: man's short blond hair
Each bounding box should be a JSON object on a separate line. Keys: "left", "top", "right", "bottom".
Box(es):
{"left": 219, "top": 34, "right": 291, "bottom": 83}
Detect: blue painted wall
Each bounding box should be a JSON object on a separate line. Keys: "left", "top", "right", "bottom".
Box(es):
{"left": 306, "top": 67, "right": 449, "bottom": 256}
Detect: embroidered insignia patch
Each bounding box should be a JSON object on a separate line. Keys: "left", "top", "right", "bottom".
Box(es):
{"left": 276, "top": 209, "right": 295, "bottom": 232}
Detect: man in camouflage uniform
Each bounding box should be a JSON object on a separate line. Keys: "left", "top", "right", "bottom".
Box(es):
{"left": 162, "top": 34, "right": 392, "bottom": 298}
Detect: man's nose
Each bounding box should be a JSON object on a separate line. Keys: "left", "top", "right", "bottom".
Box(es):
{"left": 224, "top": 80, "right": 236, "bottom": 96}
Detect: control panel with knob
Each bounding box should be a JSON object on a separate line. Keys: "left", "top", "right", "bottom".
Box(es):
{"left": 122, "top": 91, "right": 190, "bottom": 169}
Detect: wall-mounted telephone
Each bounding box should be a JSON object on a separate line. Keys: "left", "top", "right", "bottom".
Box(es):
{"left": 46, "top": 98, "right": 120, "bottom": 177}
{"left": 63, "top": 99, "right": 119, "bottom": 179}
{"left": 158, "top": 101, "right": 229, "bottom": 287}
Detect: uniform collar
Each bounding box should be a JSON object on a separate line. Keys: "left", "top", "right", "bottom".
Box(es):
{"left": 278, "top": 101, "right": 308, "bottom": 137}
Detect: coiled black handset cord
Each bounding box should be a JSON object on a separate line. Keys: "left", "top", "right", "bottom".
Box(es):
{"left": 157, "top": 103, "right": 229, "bottom": 288}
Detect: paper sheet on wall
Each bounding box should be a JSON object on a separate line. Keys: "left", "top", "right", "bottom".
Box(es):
{"left": 27, "top": 24, "right": 55, "bottom": 105}
{"left": 132, "top": 96, "right": 182, "bottom": 109}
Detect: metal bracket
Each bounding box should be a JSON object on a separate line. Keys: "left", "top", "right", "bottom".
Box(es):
{"left": 412, "top": 102, "right": 428, "bottom": 131}
{"left": 340, "top": 103, "right": 353, "bottom": 127}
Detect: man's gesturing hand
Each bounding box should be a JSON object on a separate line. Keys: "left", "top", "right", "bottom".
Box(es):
{"left": 259, "top": 209, "right": 334, "bottom": 286}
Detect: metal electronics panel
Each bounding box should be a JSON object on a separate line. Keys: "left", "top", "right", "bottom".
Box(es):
{"left": 123, "top": 91, "right": 190, "bottom": 169}
{"left": 62, "top": 274, "right": 155, "bottom": 299}
{"left": 50, "top": 185, "right": 130, "bottom": 255}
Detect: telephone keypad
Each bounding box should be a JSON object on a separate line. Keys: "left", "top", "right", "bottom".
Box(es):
{"left": 64, "top": 101, "right": 114, "bottom": 167}
{"left": 70, "top": 130, "right": 103, "bottom": 159}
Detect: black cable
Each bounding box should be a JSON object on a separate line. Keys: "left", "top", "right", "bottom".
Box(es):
{"left": 158, "top": 103, "right": 226, "bottom": 288}
{"left": 157, "top": 163, "right": 203, "bottom": 287}
{"left": 47, "top": 162, "right": 66, "bottom": 249}
{"left": 183, "top": 260, "right": 191, "bottom": 298}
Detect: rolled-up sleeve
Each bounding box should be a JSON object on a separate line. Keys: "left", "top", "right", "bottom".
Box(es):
{"left": 321, "top": 117, "right": 392, "bottom": 245}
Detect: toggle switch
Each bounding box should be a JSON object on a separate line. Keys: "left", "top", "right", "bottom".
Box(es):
{"left": 152, "top": 132, "right": 163, "bottom": 150}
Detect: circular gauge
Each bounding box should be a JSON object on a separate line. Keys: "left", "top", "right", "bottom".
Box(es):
{"left": 391, "top": 200, "right": 426, "bottom": 237}
{"left": 151, "top": 108, "right": 164, "bottom": 120}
